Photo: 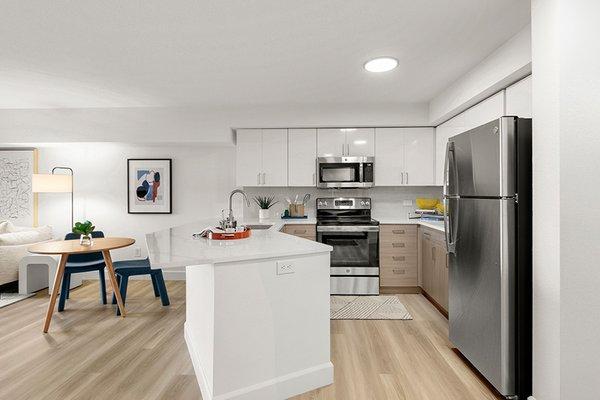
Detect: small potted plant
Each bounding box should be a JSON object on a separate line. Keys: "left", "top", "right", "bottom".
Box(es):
{"left": 253, "top": 195, "right": 278, "bottom": 220}
{"left": 73, "top": 220, "right": 95, "bottom": 246}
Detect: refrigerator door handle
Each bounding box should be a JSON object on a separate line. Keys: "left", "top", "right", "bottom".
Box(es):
{"left": 444, "top": 198, "right": 456, "bottom": 254}
{"left": 443, "top": 140, "right": 457, "bottom": 197}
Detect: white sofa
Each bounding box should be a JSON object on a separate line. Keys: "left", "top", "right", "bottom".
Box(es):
{"left": 0, "top": 221, "right": 54, "bottom": 286}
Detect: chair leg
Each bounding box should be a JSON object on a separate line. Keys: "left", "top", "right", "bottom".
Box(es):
{"left": 112, "top": 274, "right": 121, "bottom": 305}
{"left": 150, "top": 274, "right": 160, "bottom": 297}
{"left": 65, "top": 273, "right": 72, "bottom": 299}
{"left": 99, "top": 268, "right": 107, "bottom": 305}
{"left": 155, "top": 271, "right": 170, "bottom": 307}
{"left": 58, "top": 272, "right": 70, "bottom": 312}
{"left": 116, "top": 276, "right": 128, "bottom": 316}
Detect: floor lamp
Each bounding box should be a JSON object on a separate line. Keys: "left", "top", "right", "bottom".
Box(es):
{"left": 32, "top": 167, "right": 74, "bottom": 228}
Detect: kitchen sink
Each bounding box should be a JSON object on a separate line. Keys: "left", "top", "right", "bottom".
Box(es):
{"left": 245, "top": 224, "right": 272, "bottom": 230}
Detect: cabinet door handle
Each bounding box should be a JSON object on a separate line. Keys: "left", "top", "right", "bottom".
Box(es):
{"left": 392, "top": 242, "right": 405, "bottom": 248}
{"left": 406, "top": 172, "right": 409, "bottom": 185}
{"left": 392, "top": 268, "right": 406, "bottom": 275}
{"left": 312, "top": 172, "right": 316, "bottom": 185}
{"left": 401, "top": 172, "right": 404, "bottom": 185}
{"left": 342, "top": 143, "right": 345, "bottom": 156}
{"left": 423, "top": 232, "right": 431, "bottom": 237}
{"left": 347, "top": 144, "right": 350, "bottom": 155}
{"left": 294, "top": 229, "right": 307, "bottom": 234}
{"left": 392, "top": 256, "right": 406, "bottom": 261}
{"left": 432, "top": 246, "right": 436, "bottom": 261}
{"left": 392, "top": 229, "right": 405, "bottom": 234}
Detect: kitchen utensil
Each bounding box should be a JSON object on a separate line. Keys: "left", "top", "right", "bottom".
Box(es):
{"left": 302, "top": 193, "right": 311, "bottom": 205}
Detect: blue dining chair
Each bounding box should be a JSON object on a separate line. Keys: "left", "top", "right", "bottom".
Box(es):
{"left": 58, "top": 231, "right": 107, "bottom": 312}
{"left": 111, "top": 258, "right": 169, "bottom": 316}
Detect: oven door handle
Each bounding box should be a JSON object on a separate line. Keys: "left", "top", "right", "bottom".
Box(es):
{"left": 317, "top": 225, "right": 380, "bottom": 232}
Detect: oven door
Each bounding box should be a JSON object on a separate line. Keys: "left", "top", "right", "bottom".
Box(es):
{"left": 317, "top": 225, "right": 380, "bottom": 294}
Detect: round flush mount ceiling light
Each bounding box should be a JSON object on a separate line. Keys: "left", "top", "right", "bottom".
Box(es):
{"left": 364, "top": 57, "right": 398, "bottom": 73}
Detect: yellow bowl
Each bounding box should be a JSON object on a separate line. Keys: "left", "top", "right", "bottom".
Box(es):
{"left": 416, "top": 198, "right": 439, "bottom": 210}
{"left": 435, "top": 202, "right": 445, "bottom": 214}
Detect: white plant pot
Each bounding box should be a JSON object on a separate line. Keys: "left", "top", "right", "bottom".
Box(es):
{"left": 258, "top": 209, "right": 270, "bottom": 220}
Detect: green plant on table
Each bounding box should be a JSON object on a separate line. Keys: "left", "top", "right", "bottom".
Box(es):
{"left": 72, "top": 220, "right": 95, "bottom": 236}
{"left": 253, "top": 195, "right": 278, "bottom": 210}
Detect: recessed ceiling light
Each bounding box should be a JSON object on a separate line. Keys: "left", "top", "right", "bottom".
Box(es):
{"left": 364, "top": 57, "right": 398, "bottom": 73}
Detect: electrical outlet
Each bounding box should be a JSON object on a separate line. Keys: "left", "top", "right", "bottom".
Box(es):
{"left": 276, "top": 261, "right": 295, "bottom": 275}
{"left": 403, "top": 200, "right": 413, "bottom": 206}
{"left": 134, "top": 247, "right": 141, "bottom": 257}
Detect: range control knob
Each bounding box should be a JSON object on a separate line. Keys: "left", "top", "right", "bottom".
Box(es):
{"left": 323, "top": 201, "right": 328, "bottom": 206}
{"left": 318, "top": 201, "right": 323, "bottom": 207}
{"left": 365, "top": 200, "right": 370, "bottom": 206}
{"left": 360, "top": 201, "right": 365, "bottom": 206}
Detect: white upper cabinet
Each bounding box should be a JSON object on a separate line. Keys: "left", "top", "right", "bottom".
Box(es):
{"left": 375, "top": 128, "right": 434, "bottom": 186}
{"left": 317, "top": 129, "right": 346, "bottom": 157}
{"left": 288, "top": 128, "right": 317, "bottom": 186}
{"left": 236, "top": 128, "right": 288, "bottom": 187}
{"left": 261, "top": 129, "right": 288, "bottom": 186}
{"left": 317, "top": 128, "right": 374, "bottom": 157}
{"left": 236, "top": 129, "right": 263, "bottom": 187}
{"left": 346, "top": 129, "right": 375, "bottom": 156}
{"left": 434, "top": 91, "right": 505, "bottom": 185}
{"left": 402, "top": 128, "right": 434, "bottom": 185}
{"left": 505, "top": 76, "right": 532, "bottom": 118}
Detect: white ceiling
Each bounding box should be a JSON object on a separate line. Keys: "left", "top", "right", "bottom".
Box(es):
{"left": 0, "top": 0, "right": 530, "bottom": 109}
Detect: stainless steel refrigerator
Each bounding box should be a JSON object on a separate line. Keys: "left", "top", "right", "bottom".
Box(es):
{"left": 443, "top": 117, "right": 532, "bottom": 399}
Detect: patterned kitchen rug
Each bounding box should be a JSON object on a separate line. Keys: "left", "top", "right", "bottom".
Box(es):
{"left": 0, "top": 292, "right": 34, "bottom": 309}
{"left": 330, "top": 295, "right": 413, "bottom": 320}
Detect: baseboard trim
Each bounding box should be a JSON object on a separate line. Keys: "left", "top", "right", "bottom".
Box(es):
{"left": 185, "top": 323, "right": 333, "bottom": 400}
{"left": 421, "top": 289, "right": 448, "bottom": 319}
{"left": 379, "top": 286, "right": 421, "bottom": 294}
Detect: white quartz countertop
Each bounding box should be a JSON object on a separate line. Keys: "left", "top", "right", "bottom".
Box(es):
{"left": 146, "top": 218, "right": 331, "bottom": 269}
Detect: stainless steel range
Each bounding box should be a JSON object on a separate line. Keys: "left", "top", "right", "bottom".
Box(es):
{"left": 316, "top": 197, "right": 379, "bottom": 295}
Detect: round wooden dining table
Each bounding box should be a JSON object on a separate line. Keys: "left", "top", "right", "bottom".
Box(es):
{"left": 28, "top": 237, "right": 135, "bottom": 333}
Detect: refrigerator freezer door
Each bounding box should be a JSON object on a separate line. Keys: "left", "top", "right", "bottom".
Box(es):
{"left": 448, "top": 197, "right": 516, "bottom": 396}
{"left": 446, "top": 117, "right": 516, "bottom": 197}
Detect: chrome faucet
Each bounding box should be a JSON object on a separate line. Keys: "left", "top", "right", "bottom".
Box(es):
{"left": 225, "top": 189, "right": 250, "bottom": 229}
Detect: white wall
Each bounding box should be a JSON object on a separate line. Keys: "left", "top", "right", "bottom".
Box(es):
{"left": 429, "top": 25, "right": 531, "bottom": 125}
{"left": 532, "top": 0, "right": 600, "bottom": 399}
{"left": 531, "top": 1, "right": 560, "bottom": 398}
{"left": 0, "top": 102, "right": 429, "bottom": 145}
{"left": 34, "top": 143, "right": 235, "bottom": 277}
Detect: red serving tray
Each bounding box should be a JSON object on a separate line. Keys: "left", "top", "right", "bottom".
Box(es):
{"left": 210, "top": 228, "right": 251, "bottom": 240}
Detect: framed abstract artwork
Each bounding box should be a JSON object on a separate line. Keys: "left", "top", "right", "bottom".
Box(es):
{"left": 0, "top": 148, "right": 38, "bottom": 226}
{"left": 127, "top": 158, "right": 172, "bottom": 214}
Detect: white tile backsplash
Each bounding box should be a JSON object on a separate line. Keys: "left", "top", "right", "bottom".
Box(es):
{"left": 241, "top": 186, "right": 443, "bottom": 220}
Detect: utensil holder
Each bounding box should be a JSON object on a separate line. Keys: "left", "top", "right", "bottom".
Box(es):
{"left": 289, "top": 204, "right": 305, "bottom": 217}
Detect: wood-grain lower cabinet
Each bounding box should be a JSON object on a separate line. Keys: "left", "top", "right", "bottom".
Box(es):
{"left": 281, "top": 224, "right": 316, "bottom": 241}
{"left": 379, "top": 225, "right": 418, "bottom": 287}
{"left": 420, "top": 227, "right": 448, "bottom": 312}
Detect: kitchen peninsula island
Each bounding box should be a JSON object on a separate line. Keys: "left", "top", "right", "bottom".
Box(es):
{"left": 146, "top": 220, "right": 333, "bottom": 400}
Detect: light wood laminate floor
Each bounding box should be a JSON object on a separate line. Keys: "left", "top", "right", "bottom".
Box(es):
{"left": 0, "top": 281, "right": 500, "bottom": 400}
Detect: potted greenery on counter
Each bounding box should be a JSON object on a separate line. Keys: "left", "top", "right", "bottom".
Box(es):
{"left": 254, "top": 195, "right": 278, "bottom": 220}
{"left": 73, "top": 220, "right": 95, "bottom": 246}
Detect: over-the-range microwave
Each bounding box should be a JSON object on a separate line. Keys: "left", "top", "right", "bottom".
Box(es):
{"left": 317, "top": 156, "right": 374, "bottom": 188}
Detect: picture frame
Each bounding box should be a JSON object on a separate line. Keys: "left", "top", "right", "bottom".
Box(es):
{"left": 127, "top": 158, "right": 172, "bottom": 214}
{"left": 0, "top": 148, "right": 38, "bottom": 226}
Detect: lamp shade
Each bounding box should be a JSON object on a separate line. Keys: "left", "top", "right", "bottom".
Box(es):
{"left": 32, "top": 174, "right": 73, "bottom": 193}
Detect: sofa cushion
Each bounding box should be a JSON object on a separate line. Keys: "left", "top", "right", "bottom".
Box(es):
{"left": 0, "top": 226, "right": 53, "bottom": 246}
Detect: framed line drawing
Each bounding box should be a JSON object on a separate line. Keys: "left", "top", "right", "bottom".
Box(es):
{"left": 127, "top": 158, "right": 172, "bottom": 214}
